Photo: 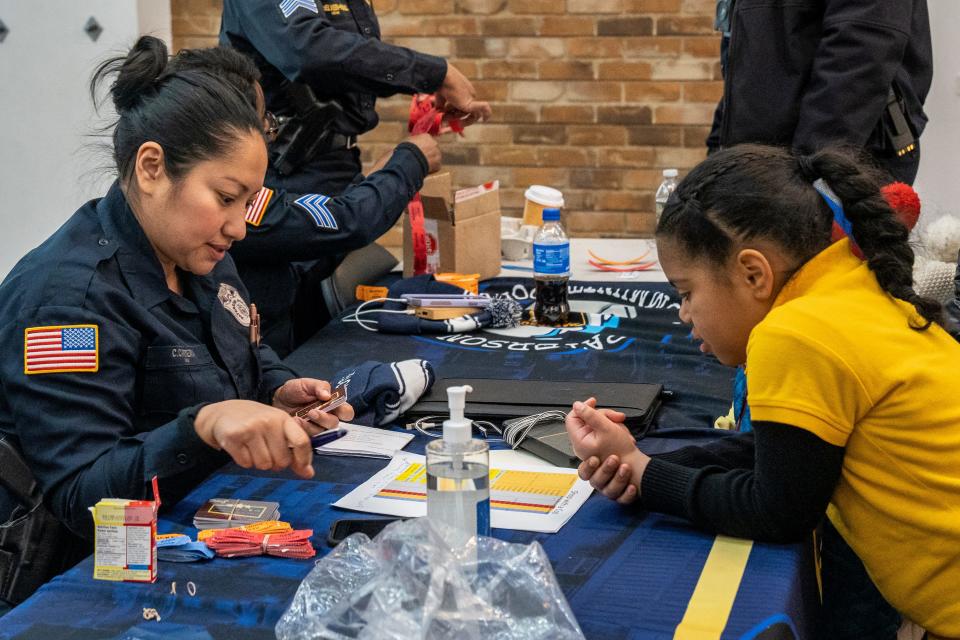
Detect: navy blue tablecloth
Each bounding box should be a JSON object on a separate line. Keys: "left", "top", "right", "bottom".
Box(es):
{"left": 0, "top": 277, "right": 818, "bottom": 639}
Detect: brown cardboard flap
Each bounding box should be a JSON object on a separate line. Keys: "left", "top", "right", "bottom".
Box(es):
{"left": 419, "top": 171, "right": 453, "bottom": 221}
{"left": 453, "top": 188, "right": 500, "bottom": 223}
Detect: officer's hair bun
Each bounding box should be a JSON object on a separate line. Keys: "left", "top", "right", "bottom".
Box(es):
{"left": 94, "top": 36, "right": 170, "bottom": 113}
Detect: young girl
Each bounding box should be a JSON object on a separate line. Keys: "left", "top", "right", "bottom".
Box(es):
{"left": 566, "top": 145, "right": 960, "bottom": 637}
{"left": 0, "top": 38, "right": 353, "bottom": 552}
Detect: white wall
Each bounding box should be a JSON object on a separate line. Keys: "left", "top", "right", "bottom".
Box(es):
{"left": 0, "top": 1, "right": 170, "bottom": 278}
{"left": 915, "top": 0, "right": 960, "bottom": 221}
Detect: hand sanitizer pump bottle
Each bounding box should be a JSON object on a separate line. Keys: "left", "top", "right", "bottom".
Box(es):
{"left": 426, "top": 385, "right": 491, "bottom": 549}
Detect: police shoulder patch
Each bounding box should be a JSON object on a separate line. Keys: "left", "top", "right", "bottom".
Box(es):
{"left": 24, "top": 324, "right": 99, "bottom": 375}
{"left": 245, "top": 188, "right": 274, "bottom": 227}
{"left": 278, "top": 0, "right": 318, "bottom": 19}
{"left": 293, "top": 194, "right": 339, "bottom": 231}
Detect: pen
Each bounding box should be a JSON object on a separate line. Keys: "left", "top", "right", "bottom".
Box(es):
{"left": 249, "top": 303, "right": 260, "bottom": 346}
{"left": 310, "top": 428, "right": 347, "bottom": 449}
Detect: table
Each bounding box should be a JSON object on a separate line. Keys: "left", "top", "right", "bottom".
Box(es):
{"left": 0, "top": 241, "right": 819, "bottom": 639}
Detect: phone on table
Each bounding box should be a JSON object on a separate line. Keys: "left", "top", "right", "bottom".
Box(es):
{"left": 401, "top": 293, "right": 491, "bottom": 308}
{"left": 326, "top": 517, "right": 406, "bottom": 546}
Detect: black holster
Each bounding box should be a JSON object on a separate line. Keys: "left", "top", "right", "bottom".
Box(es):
{"left": 0, "top": 438, "right": 72, "bottom": 606}
{"left": 270, "top": 84, "right": 345, "bottom": 176}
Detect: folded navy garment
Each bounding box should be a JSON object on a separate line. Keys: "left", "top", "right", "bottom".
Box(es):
{"left": 365, "top": 275, "right": 523, "bottom": 335}
{"left": 332, "top": 359, "right": 435, "bottom": 426}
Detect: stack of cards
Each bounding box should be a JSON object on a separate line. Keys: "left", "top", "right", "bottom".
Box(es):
{"left": 192, "top": 498, "right": 280, "bottom": 530}
{"left": 292, "top": 384, "right": 348, "bottom": 422}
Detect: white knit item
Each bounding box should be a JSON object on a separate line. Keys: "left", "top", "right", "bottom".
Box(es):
{"left": 913, "top": 255, "right": 957, "bottom": 304}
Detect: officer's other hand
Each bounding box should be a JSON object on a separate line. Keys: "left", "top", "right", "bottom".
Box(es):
{"left": 272, "top": 378, "right": 355, "bottom": 434}
{"left": 436, "top": 63, "right": 492, "bottom": 127}
{"left": 407, "top": 134, "right": 442, "bottom": 173}
{"left": 194, "top": 400, "right": 315, "bottom": 479}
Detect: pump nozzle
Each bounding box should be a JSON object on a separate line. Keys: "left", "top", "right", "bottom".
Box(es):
{"left": 443, "top": 385, "right": 474, "bottom": 443}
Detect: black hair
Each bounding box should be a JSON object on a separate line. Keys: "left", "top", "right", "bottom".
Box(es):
{"left": 657, "top": 144, "right": 943, "bottom": 330}
{"left": 90, "top": 36, "right": 264, "bottom": 185}
{"left": 167, "top": 45, "right": 262, "bottom": 111}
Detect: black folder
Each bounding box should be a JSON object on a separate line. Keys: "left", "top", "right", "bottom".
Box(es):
{"left": 407, "top": 378, "right": 663, "bottom": 468}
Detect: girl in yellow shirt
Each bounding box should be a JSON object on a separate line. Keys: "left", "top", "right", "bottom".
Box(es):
{"left": 568, "top": 145, "right": 960, "bottom": 637}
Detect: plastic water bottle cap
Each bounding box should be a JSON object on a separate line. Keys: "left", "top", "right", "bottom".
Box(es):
{"left": 663, "top": 169, "right": 678, "bottom": 178}
{"left": 542, "top": 208, "right": 561, "bottom": 222}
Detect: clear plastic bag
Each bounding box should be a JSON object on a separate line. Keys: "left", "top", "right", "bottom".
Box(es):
{"left": 275, "top": 517, "right": 584, "bottom": 640}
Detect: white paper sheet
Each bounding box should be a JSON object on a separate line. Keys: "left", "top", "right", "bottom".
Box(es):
{"left": 333, "top": 453, "right": 593, "bottom": 533}
{"left": 314, "top": 423, "right": 414, "bottom": 459}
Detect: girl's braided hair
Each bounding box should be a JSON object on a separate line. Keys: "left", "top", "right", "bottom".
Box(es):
{"left": 656, "top": 144, "right": 943, "bottom": 330}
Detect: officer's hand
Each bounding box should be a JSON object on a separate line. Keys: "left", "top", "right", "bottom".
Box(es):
{"left": 272, "top": 378, "right": 355, "bottom": 434}
{"left": 194, "top": 400, "right": 314, "bottom": 479}
{"left": 436, "top": 63, "right": 492, "bottom": 127}
{"left": 406, "top": 134, "right": 442, "bottom": 173}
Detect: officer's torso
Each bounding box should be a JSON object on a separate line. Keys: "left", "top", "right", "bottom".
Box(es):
{"left": 222, "top": 0, "right": 381, "bottom": 136}
{"left": 0, "top": 186, "right": 263, "bottom": 439}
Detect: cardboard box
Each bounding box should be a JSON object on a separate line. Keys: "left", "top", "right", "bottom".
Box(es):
{"left": 89, "top": 477, "right": 160, "bottom": 583}
{"left": 404, "top": 173, "right": 501, "bottom": 281}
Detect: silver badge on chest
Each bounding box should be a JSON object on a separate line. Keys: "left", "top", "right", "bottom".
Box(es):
{"left": 218, "top": 283, "right": 250, "bottom": 327}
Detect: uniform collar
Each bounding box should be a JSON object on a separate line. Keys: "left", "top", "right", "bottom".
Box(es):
{"left": 96, "top": 181, "right": 173, "bottom": 309}
{"left": 771, "top": 239, "right": 864, "bottom": 310}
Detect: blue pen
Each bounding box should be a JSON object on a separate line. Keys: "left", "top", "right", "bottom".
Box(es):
{"left": 311, "top": 428, "right": 347, "bottom": 449}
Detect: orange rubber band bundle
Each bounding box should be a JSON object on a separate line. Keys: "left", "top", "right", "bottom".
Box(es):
{"left": 587, "top": 248, "right": 657, "bottom": 272}
{"left": 196, "top": 519, "right": 293, "bottom": 542}
{"left": 205, "top": 528, "right": 316, "bottom": 560}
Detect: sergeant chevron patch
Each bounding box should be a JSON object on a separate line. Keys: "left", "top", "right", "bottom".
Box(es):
{"left": 278, "top": 0, "right": 318, "bottom": 19}
{"left": 293, "top": 194, "right": 339, "bottom": 231}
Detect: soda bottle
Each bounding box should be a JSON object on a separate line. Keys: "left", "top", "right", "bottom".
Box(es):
{"left": 655, "top": 168, "right": 679, "bottom": 223}
{"left": 533, "top": 207, "right": 570, "bottom": 325}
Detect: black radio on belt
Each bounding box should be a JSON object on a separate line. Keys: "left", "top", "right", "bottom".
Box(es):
{"left": 883, "top": 86, "right": 917, "bottom": 158}
{"left": 271, "top": 84, "right": 345, "bottom": 176}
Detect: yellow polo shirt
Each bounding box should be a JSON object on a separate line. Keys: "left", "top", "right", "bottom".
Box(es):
{"left": 746, "top": 240, "right": 960, "bottom": 636}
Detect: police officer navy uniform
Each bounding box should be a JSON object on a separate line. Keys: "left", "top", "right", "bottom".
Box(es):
{"left": 0, "top": 39, "right": 350, "bottom": 580}
{"left": 232, "top": 141, "right": 433, "bottom": 352}
{"left": 0, "top": 183, "right": 292, "bottom": 535}
{"left": 219, "top": 0, "right": 478, "bottom": 196}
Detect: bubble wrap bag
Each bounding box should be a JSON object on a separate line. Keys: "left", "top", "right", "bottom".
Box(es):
{"left": 275, "top": 518, "right": 584, "bottom": 640}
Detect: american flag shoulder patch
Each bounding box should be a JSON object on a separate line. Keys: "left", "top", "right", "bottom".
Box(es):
{"left": 245, "top": 188, "right": 274, "bottom": 227}
{"left": 24, "top": 325, "right": 99, "bottom": 375}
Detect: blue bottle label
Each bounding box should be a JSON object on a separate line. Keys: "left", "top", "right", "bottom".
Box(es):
{"left": 533, "top": 242, "right": 570, "bottom": 275}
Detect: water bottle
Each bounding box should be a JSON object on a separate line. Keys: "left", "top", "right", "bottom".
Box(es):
{"left": 426, "top": 386, "right": 490, "bottom": 550}
{"left": 533, "top": 208, "right": 570, "bottom": 325}
{"left": 655, "top": 169, "right": 679, "bottom": 223}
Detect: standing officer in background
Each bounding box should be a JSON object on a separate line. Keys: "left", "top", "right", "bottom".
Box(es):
{"left": 219, "top": 0, "right": 491, "bottom": 354}
{"left": 708, "top": 0, "right": 931, "bottom": 185}
{"left": 220, "top": 0, "right": 491, "bottom": 196}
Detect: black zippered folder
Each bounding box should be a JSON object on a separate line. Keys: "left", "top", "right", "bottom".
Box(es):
{"left": 407, "top": 378, "right": 663, "bottom": 436}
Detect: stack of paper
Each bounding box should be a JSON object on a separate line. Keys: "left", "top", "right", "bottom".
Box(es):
{"left": 193, "top": 498, "right": 280, "bottom": 530}
{"left": 334, "top": 453, "right": 593, "bottom": 534}
{"left": 314, "top": 422, "right": 414, "bottom": 459}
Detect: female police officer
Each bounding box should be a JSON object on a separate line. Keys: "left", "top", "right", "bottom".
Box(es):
{"left": 0, "top": 36, "right": 352, "bottom": 542}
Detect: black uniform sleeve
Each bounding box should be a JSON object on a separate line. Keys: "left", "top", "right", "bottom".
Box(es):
{"left": 3, "top": 308, "right": 224, "bottom": 538}
{"left": 257, "top": 343, "right": 299, "bottom": 404}
{"left": 792, "top": 0, "right": 915, "bottom": 153}
{"left": 228, "top": 2, "right": 447, "bottom": 98}
{"left": 231, "top": 142, "right": 429, "bottom": 263}
{"left": 651, "top": 430, "right": 755, "bottom": 471}
{"left": 639, "top": 421, "right": 844, "bottom": 543}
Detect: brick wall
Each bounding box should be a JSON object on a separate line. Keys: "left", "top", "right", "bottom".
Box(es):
{"left": 171, "top": 0, "right": 720, "bottom": 244}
